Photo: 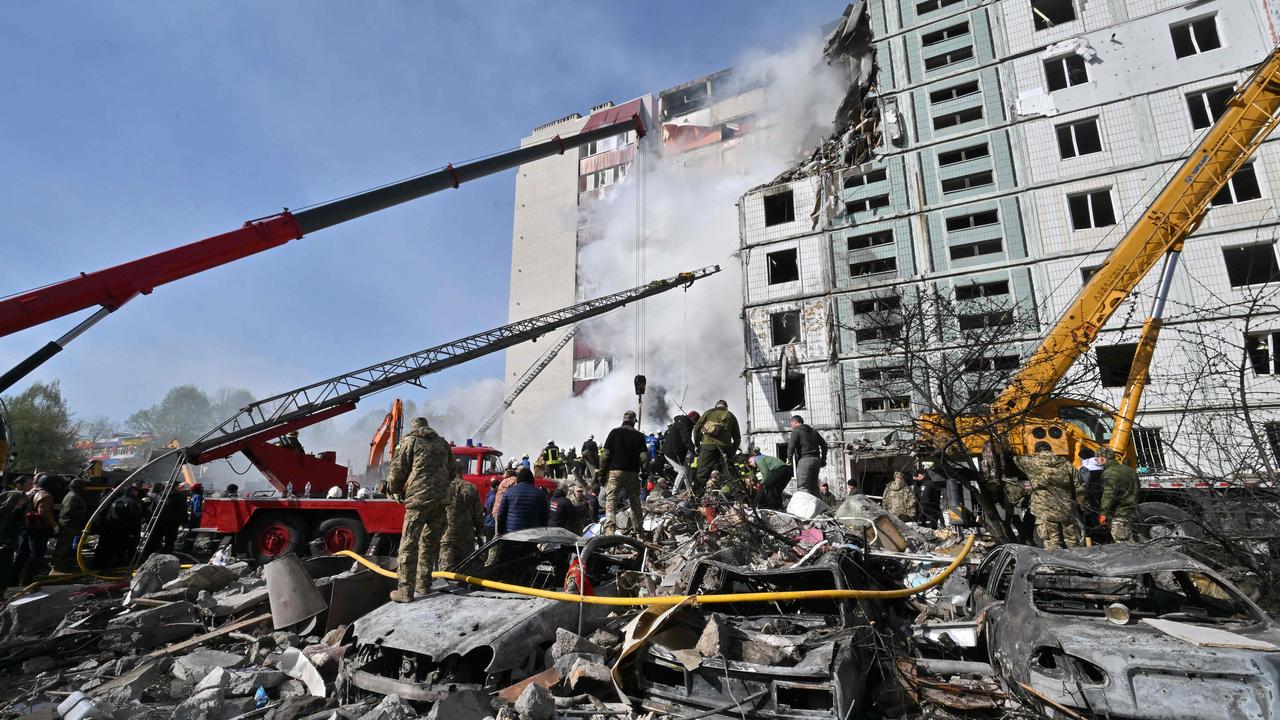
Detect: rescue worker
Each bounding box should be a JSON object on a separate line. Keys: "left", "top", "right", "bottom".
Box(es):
{"left": 99, "top": 484, "right": 145, "bottom": 569}
{"left": 12, "top": 474, "right": 57, "bottom": 586}
{"left": 0, "top": 476, "right": 33, "bottom": 584}
{"left": 549, "top": 483, "right": 589, "bottom": 534}
{"left": 1014, "top": 446, "right": 1085, "bottom": 549}
{"left": 1098, "top": 447, "right": 1139, "bottom": 543}
{"left": 541, "top": 441, "right": 565, "bottom": 479}
{"left": 692, "top": 400, "right": 741, "bottom": 496}
{"left": 181, "top": 483, "right": 205, "bottom": 554}
{"left": 147, "top": 484, "right": 188, "bottom": 556}
{"left": 818, "top": 481, "right": 839, "bottom": 509}
{"left": 881, "top": 471, "right": 918, "bottom": 522}
{"left": 663, "top": 412, "right": 697, "bottom": 495}
{"left": 786, "top": 415, "right": 829, "bottom": 496}
{"left": 749, "top": 452, "right": 792, "bottom": 510}
{"left": 496, "top": 468, "right": 549, "bottom": 534}
{"left": 53, "top": 477, "right": 89, "bottom": 572}
{"left": 581, "top": 435, "right": 600, "bottom": 481}
{"left": 566, "top": 484, "right": 592, "bottom": 534}
{"left": 386, "top": 417, "right": 456, "bottom": 603}
{"left": 439, "top": 475, "right": 485, "bottom": 570}
{"left": 600, "top": 410, "right": 647, "bottom": 534}
{"left": 913, "top": 469, "right": 942, "bottom": 527}
{"left": 279, "top": 431, "right": 305, "bottom": 453}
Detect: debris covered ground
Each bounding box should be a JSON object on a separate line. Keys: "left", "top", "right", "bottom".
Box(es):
{"left": 4, "top": 485, "right": 1277, "bottom": 720}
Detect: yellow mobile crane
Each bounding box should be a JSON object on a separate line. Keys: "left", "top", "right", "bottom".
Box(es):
{"left": 919, "top": 45, "right": 1280, "bottom": 466}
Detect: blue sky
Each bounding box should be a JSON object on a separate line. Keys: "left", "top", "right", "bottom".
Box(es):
{"left": 0, "top": 1, "right": 846, "bottom": 425}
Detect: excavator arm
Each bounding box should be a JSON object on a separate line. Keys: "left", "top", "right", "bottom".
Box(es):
{"left": 366, "top": 398, "right": 403, "bottom": 473}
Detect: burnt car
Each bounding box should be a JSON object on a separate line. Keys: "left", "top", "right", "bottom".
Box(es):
{"left": 964, "top": 544, "right": 1280, "bottom": 719}
{"left": 343, "top": 527, "right": 641, "bottom": 702}
{"left": 627, "top": 555, "right": 890, "bottom": 719}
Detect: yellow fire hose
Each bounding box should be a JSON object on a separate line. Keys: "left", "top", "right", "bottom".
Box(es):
{"left": 334, "top": 533, "right": 975, "bottom": 605}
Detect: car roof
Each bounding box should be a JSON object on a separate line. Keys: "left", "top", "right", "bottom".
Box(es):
{"left": 1002, "top": 543, "right": 1214, "bottom": 576}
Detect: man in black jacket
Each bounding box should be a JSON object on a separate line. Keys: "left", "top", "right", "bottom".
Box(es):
{"left": 662, "top": 412, "right": 697, "bottom": 495}
{"left": 786, "top": 415, "right": 829, "bottom": 496}
{"left": 601, "top": 410, "right": 647, "bottom": 534}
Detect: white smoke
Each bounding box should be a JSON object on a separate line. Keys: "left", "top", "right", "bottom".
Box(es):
{"left": 503, "top": 32, "right": 846, "bottom": 455}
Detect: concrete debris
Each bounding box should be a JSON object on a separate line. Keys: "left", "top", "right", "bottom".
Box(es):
{"left": 550, "top": 627, "right": 606, "bottom": 661}
{"left": 512, "top": 683, "right": 554, "bottom": 720}
{"left": 422, "top": 689, "right": 488, "bottom": 720}
{"left": 131, "top": 554, "right": 181, "bottom": 596}
{"left": 356, "top": 693, "right": 418, "bottom": 720}
{"left": 172, "top": 648, "right": 245, "bottom": 683}
{"left": 164, "top": 563, "right": 240, "bottom": 593}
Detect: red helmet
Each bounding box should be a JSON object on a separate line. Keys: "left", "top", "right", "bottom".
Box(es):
{"left": 189, "top": 483, "right": 204, "bottom": 493}
{"left": 687, "top": 411, "right": 701, "bottom": 422}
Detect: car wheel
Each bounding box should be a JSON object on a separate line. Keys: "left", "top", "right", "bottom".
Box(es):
{"left": 245, "top": 513, "right": 309, "bottom": 564}
{"left": 315, "top": 517, "right": 369, "bottom": 555}
{"left": 1136, "top": 501, "right": 1203, "bottom": 540}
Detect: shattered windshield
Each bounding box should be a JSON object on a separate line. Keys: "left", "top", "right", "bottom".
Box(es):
{"left": 452, "top": 539, "right": 575, "bottom": 589}
{"left": 1030, "top": 565, "right": 1257, "bottom": 624}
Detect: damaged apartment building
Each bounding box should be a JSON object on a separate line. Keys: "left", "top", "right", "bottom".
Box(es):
{"left": 740, "top": 0, "right": 1280, "bottom": 489}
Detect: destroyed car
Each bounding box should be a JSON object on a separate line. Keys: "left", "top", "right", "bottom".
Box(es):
{"left": 963, "top": 544, "right": 1280, "bottom": 720}
{"left": 343, "top": 527, "right": 641, "bottom": 702}
{"left": 625, "top": 554, "right": 889, "bottom": 719}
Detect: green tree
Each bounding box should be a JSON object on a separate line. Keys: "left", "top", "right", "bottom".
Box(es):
{"left": 3, "top": 381, "right": 85, "bottom": 473}
{"left": 127, "top": 385, "right": 216, "bottom": 444}
{"left": 210, "top": 388, "right": 255, "bottom": 423}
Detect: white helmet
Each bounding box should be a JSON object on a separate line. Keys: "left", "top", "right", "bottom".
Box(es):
{"left": 326, "top": 486, "right": 343, "bottom": 499}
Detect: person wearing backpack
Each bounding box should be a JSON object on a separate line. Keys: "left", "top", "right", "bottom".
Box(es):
{"left": 11, "top": 474, "right": 57, "bottom": 587}
{"left": 692, "top": 400, "right": 741, "bottom": 496}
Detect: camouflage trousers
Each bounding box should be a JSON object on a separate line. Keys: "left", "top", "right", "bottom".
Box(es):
{"left": 398, "top": 502, "right": 445, "bottom": 593}
{"left": 604, "top": 470, "right": 643, "bottom": 535}
{"left": 1037, "top": 519, "right": 1080, "bottom": 549}
{"left": 1109, "top": 516, "right": 1135, "bottom": 543}
{"left": 438, "top": 537, "right": 477, "bottom": 571}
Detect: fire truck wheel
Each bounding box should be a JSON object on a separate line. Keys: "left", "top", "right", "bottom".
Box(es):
{"left": 1136, "top": 501, "right": 1203, "bottom": 540}
{"left": 315, "top": 517, "right": 369, "bottom": 555}
{"left": 245, "top": 513, "right": 308, "bottom": 564}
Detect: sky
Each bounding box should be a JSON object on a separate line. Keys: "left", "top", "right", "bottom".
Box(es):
{"left": 0, "top": 1, "right": 847, "bottom": 434}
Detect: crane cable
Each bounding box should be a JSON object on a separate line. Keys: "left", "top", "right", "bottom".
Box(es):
{"left": 334, "top": 532, "right": 974, "bottom": 606}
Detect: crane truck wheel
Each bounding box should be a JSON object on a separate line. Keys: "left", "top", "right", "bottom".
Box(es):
{"left": 244, "top": 513, "right": 309, "bottom": 564}
{"left": 1136, "top": 501, "right": 1203, "bottom": 540}
{"left": 314, "top": 517, "right": 369, "bottom": 555}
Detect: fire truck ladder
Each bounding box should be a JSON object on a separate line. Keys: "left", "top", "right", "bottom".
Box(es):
{"left": 470, "top": 324, "right": 579, "bottom": 440}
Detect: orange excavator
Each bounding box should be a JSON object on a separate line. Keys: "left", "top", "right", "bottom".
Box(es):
{"left": 364, "top": 399, "right": 403, "bottom": 490}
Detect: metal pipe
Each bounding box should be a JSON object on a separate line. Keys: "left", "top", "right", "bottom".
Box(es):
{"left": 913, "top": 658, "right": 996, "bottom": 676}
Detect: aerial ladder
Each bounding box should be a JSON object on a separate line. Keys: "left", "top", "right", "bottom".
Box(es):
{"left": 919, "top": 44, "right": 1280, "bottom": 464}
{"left": 78, "top": 266, "right": 721, "bottom": 569}
{"left": 471, "top": 324, "right": 579, "bottom": 440}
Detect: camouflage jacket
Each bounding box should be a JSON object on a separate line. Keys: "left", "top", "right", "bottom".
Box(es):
{"left": 881, "top": 478, "right": 918, "bottom": 520}
{"left": 693, "top": 408, "right": 741, "bottom": 448}
{"left": 1014, "top": 453, "right": 1083, "bottom": 522}
{"left": 442, "top": 478, "right": 485, "bottom": 544}
{"left": 387, "top": 427, "right": 456, "bottom": 509}
{"left": 1100, "top": 460, "right": 1139, "bottom": 519}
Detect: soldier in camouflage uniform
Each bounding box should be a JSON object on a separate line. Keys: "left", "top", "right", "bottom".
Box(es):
{"left": 881, "top": 471, "right": 918, "bottom": 522}
{"left": 1014, "top": 447, "right": 1085, "bottom": 549}
{"left": 1097, "top": 447, "right": 1139, "bottom": 543}
{"left": 387, "top": 417, "right": 456, "bottom": 602}
{"left": 692, "top": 400, "right": 741, "bottom": 496}
{"left": 439, "top": 476, "right": 486, "bottom": 570}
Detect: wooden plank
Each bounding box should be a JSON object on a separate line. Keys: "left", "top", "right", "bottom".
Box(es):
{"left": 146, "top": 612, "right": 272, "bottom": 658}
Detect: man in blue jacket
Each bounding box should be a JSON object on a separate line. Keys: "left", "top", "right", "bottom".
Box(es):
{"left": 496, "top": 468, "right": 549, "bottom": 534}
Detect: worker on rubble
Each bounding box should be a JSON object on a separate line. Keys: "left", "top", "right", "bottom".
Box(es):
{"left": 786, "top": 415, "right": 829, "bottom": 497}
{"left": 749, "top": 452, "right": 792, "bottom": 510}
{"left": 818, "top": 481, "right": 838, "bottom": 509}
{"left": 53, "top": 477, "right": 89, "bottom": 572}
{"left": 386, "top": 417, "right": 457, "bottom": 603}
{"left": 278, "top": 431, "right": 305, "bottom": 454}
{"left": 10, "top": 474, "right": 57, "bottom": 587}
{"left": 881, "top": 471, "right": 918, "bottom": 522}
{"left": 662, "top": 412, "right": 697, "bottom": 495}
{"left": 581, "top": 435, "right": 600, "bottom": 481}
{"left": 692, "top": 401, "right": 741, "bottom": 496}
{"left": 0, "top": 476, "right": 33, "bottom": 585}
{"left": 181, "top": 483, "right": 205, "bottom": 554}
{"left": 439, "top": 475, "right": 485, "bottom": 570}
{"left": 549, "top": 482, "right": 590, "bottom": 535}
{"left": 1014, "top": 446, "right": 1085, "bottom": 549}
{"left": 145, "top": 483, "right": 188, "bottom": 557}
{"left": 1097, "top": 447, "right": 1139, "bottom": 543}
{"left": 98, "top": 484, "right": 145, "bottom": 569}
{"left": 496, "top": 467, "right": 549, "bottom": 534}
{"left": 600, "top": 410, "right": 647, "bottom": 535}
{"left": 541, "top": 440, "right": 566, "bottom": 479}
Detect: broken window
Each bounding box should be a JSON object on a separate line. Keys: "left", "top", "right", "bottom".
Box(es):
{"left": 938, "top": 143, "right": 989, "bottom": 166}
{"left": 1187, "top": 85, "right": 1234, "bottom": 130}
{"left": 916, "top": 0, "right": 963, "bottom": 14}
{"left": 1044, "top": 54, "right": 1088, "bottom": 91}
{"left": 1222, "top": 244, "right": 1280, "bottom": 287}
{"left": 1096, "top": 342, "right": 1138, "bottom": 388}
{"left": 930, "top": 80, "right": 981, "bottom": 104}
{"left": 963, "top": 354, "right": 1019, "bottom": 372}
{"left": 770, "top": 310, "right": 801, "bottom": 346}
{"left": 766, "top": 248, "right": 800, "bottom": 284}
{"left": 848, "top": 230, "right": 894, "bottom": 251}
{"left": 859, "top": 365, "right": 906, "bottom": 381}
{"left": 958, "top": 310, "right": 1014, "bottom": 330}
{"left": 1171, "top": 16, "right": 1221, "bottom": 59}
{"left": 573, "top": 357, "right": 612, "bottom": 381}
{"left": 933, "top": 106, "right": 983, "bottom": 130}
{"left": 955, "top": 279, "right": 1009, "bottom": 300}
{"left": 1210, "top": 163, "right": 1263, "bottom": 206}
{"left": 773, "top": 374, "right": 806, "bottom": 411}
{"left": 843, "top": 168, "right": 888, "bottom": 188}
{"left": 1055, "top": 117, "right": 1102, "bottom": 159}
{"left": 1031, "top": 0, "right": 1076, "bottom": 31}
{"left": 945, "top": 209, "right": 999, "bottom": 231}
{"left": 924, "top": 45, "right": 975, "bottom": 71}
{"left": 921, "top": 21, "right": 970, "bottom": 46}
{"left": 1133, "top": 427, "right": 1167, "bottom": 471}
{"left": 661, "top": 83, "right": 710, "bottom": 119}
{"left": 845, "top": 194, "right": 891, "bottom": 214}
{"left": 855, "top": 324, "right": 902, "bottom": 342}
{"left": 862, "top": 395, "right": 910, "bottom": 412}
{"left": 850, "top": 257, "right": 897, "bottom": 277}
{"left": 949, "top": 238, "right": 1003, "bottom": 260}
{"left": 1245, "top": 331, "right": 1280, "bottom": 375}
{"left": 852, "top": 295, "right": 901, "bottom": 314}
{"left": 941, "top": 170, "right": 994, "bottom": 194}
{"left": 763, "top": 191, "right": 796, "bottom": 226}
{"left": 1067, "top": 189, "right": 1116, "bottom": 230}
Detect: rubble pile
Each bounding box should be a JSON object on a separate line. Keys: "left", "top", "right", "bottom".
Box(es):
{"left": 2, "top": 489, "right": 1278, "bottom": 720}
